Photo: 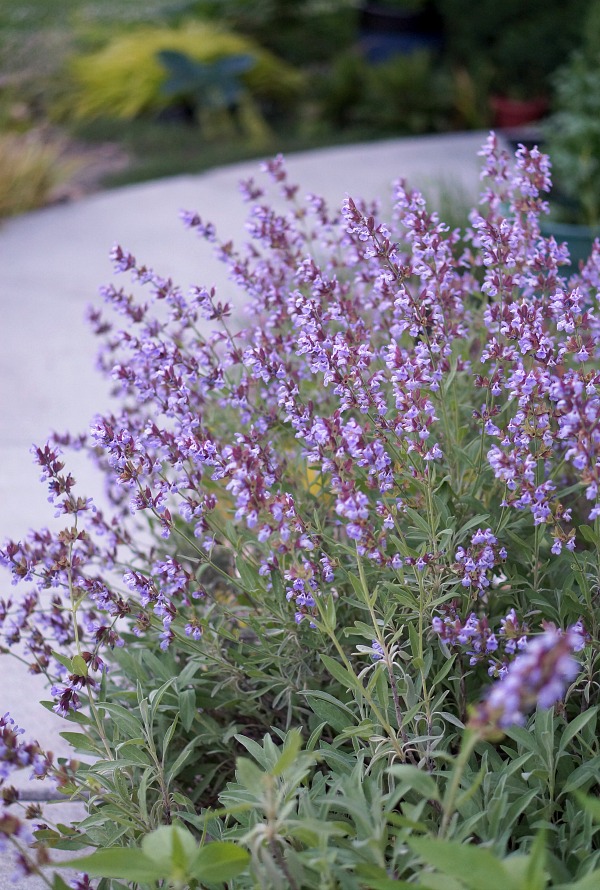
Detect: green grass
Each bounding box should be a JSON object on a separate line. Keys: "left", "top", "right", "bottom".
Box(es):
{"left": 0, "top": 0, "right": 182, "bottom": 33}
{"left": 69, "top": 116, "right": 385, "bottom": 189}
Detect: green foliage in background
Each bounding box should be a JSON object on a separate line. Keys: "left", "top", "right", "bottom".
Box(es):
{"left": 543, "top": 3, "right": 600, "bottom": 228}
{"left": 545, "top": 51, "right": 600, "bottom": 227}
{"left": 436, "top": 0, "right": 590, "bottom": 99}
{"left": 318, "top": 50, "right": 455, "bottom": 135}
{"left": 61, "top": 21, "right": 303, "bottom": 123}
{"left": 1, "top": 0, "right": 599, "bottom": 218}
{"left": 179, "top": 0, "right": 359, "bottom": 65}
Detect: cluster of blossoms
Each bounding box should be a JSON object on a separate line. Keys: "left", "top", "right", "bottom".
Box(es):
{"left": 0, "top": 713, "right": 51, "bottom": 786}
{"left": 453, "top": 528, "right": 507, "bottom": 595}
{"left": 433, "top": 605, "right": 530, "bottom": 675}
{"left": 471, "top": 623, "right": 586, "bottom": 729}
{"left": 0, "top": 133, "right": 597, "bottom": 730}
{"left": 433, "top": 603, "right": 588, "bottom": 684}
{"left": 124, "top": 558, "right": 206, "bottom": 648}
{"left": 0, "top": 715, "right": 84, "bottom": 879}
{"left": 0, "top": 714, "right": 50, "bottom": 875}
{"left": 469, "top": 140, "right": 600, "bottom": 549}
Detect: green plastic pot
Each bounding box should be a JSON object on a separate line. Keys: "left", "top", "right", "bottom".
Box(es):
{"left": 540, "top": 218, "right": 600, "bottom": 274}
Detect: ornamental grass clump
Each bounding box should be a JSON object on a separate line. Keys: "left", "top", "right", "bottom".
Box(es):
{"left": 0, "top": 130, "right": 71, "bottom": 218}
{"left": 1, "top": 134, "right": 600, "bottom": 888}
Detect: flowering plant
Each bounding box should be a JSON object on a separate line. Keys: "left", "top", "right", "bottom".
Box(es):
{"left": 1, "top": 133, "right": 599, "bottom": 888}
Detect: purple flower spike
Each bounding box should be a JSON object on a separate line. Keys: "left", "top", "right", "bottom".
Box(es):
{"left": 454, "top": 529, "right": 504, "bottom": 595}
{"left": 471, "top": 626, "right": 583, "bottom": 730}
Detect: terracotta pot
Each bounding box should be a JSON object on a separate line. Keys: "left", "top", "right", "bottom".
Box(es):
{"left": 490, "top": 95, "right": 549, "bottom": 128}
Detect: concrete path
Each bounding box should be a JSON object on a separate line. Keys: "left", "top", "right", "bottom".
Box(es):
{"left": 0, "top": 130, "right": 501, "bottom": 885}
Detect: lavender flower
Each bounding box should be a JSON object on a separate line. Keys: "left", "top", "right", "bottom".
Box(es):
{"left": 454, "top": 529, "right": 506, "bottom": 595}
{"left": 370, "top": 640, "right": 385, "bottom": 661}
{"left": 471, "top": 625, "right": 584, "bottom": 729}
{"left": 1, "top": 135, "right": 600, "bottom": 821}
{"left": 0, "top": 714, "right": 52, "bottom": 785}
{"left": 433, "top": 604, "right": 530, "bottom": 672}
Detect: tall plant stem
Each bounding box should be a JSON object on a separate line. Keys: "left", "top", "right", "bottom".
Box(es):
{"left": 316, "top": 599, "right": 407, "bottom": 762}
{"left": 355, "top": 548, "right": 416, "bottom": 761}
{"left": 66, "top": 518, "right": 113, "bottom": 762}
{"left": 439, "top": 729, "right": 481, "bottom": 838}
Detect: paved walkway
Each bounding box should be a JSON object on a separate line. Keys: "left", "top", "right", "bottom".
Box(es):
{"left": 0, "top": 130, "right": 501, "bottom": 886}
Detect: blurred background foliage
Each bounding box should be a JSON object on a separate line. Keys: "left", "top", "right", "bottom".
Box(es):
{"left": 0, "top": 0, "right": 596, "bottom": 215}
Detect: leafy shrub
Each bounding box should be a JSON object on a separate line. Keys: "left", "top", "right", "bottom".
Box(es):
{"left": 63, "top": 21, "right": 303, "bottom": 122}
{"left": 544, "top": 47, "right": 600, "bottom": 227}
{"left": 436, "top": 0, "right": 590, "bottom": 99}
{"left": 0, "top": 129, "right": 72, "bottom": 217}
{"left": 157, "top": 49, "right": 271, "bottom": 143}
{"left": 184, "top": 0, "right": 359, "bottom": 65}
{"left": 317, "top": 50, "right": 454, "bottom": 135}
{"left": 1, "top": 135, "right": 600, "bottom": 888}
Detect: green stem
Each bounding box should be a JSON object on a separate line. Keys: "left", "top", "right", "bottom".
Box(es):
{"left": 65, "top": 519, "right": 114, "bottom": 762}
{"left": 416, "top": 571, "right": 434, "bottom": 749}
{"left": 315, "top": 600, "right": 406, "bottom": 761}
{"left": 439, "top": 729, "right": 481, "bottom": 838}
{"left": 7, "top": 839, "right": 54, "bottom": 890}
{"left": 355, "top": 548, "right": 415, "bottom": 758}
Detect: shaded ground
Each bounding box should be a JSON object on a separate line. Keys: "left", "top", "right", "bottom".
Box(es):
{"left": 49, "top": 136, "right": 131, "bottom": 203}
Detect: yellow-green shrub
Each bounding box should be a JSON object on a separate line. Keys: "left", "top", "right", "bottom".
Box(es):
{"left": 0, "top": 130, "right": 71, "bottom": 218}
{"left": 65, "top": 21, "right": 303, "bottom": 121}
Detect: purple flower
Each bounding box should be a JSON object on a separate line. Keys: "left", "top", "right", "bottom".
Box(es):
{"left": 3, "top": 131, "right": 600, "bottom": 790}
{"left": 433, "top": 604, "right": 537, "bottom": 672}
{"left": 454, "top": 529, "right": 504, "bottom": 594}
{"left": 370, "top": 640, "right": 385, "bottom": 661}
{"left": 471, "top": 626, "right": 583, "bottom": 729}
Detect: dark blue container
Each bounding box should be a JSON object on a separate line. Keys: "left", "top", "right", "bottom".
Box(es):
{"left": 358, "top": 2, "right": 444, "bottom": 62}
